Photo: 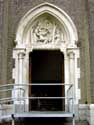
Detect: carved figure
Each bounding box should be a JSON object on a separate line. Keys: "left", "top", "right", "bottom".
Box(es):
{"left": 34, "top": 20, "right": 52, "bottom": 43}
{"left": 33, "top": 17, "right": 62, "bottom": 44}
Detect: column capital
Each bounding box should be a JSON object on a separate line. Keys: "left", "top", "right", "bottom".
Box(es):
{"left": 18, "top": 51, "right": 25, "bottom": 59}
{"left": 67, "top": 51, "right": 75, "bottom": 59}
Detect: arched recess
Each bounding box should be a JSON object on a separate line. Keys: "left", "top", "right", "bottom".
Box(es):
{"left": 15, "top": 2, "right": 78, "bottom": 45}
{"left": 13, "top": 2, "right": 80, "bottom": 107}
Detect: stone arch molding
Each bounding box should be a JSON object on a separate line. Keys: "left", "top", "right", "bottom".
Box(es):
{"left": 15, "top": 2, "right": 78, "bottom": 48}
{"left": 13, "top": 2, "right": 80, "bottom": 105}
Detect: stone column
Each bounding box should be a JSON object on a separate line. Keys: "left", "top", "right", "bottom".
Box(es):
{"left": 68, "top": 52, "right": 75, "bottom": 84}
{"left": 18, "top": 51, "right": 25, "bottom": 85}
{"left": 13, "top": 50, "right": 25, "bottom": 106}
{"left": 68, "top": 51, "right": 75, "bottom": 113}
{"left": 18, "top": 51, "right": 25, "bottom": 104}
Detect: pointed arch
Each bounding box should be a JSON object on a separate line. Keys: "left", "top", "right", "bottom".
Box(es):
{"left": 15, "top": 2, "right": 78, "bottom": 46}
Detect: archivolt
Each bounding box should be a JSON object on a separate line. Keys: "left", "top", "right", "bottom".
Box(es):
{"left": 15, "top": 2, "right": 78, "bottom": 46}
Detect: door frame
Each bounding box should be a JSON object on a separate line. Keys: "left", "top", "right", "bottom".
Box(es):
{"left": 29, "top": 50, "right": 65, "bottom": 111}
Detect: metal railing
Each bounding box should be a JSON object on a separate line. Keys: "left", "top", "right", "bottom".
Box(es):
{"left": 0, "top": 83, "right": 74, "bottom": 117}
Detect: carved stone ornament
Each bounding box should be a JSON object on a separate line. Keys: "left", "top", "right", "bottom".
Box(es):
{"left": 32, "top": 16, "right": 63, "bottom": 44}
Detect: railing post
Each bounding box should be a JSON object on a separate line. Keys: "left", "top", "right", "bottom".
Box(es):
{"left": 11, "top": 114, "right": 15, "bottom": 125}
{"left": 12, "top": 119, "right": 15, "bottom": 125}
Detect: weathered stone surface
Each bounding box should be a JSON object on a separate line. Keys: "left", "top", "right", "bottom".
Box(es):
{"left": 0, "top": 0, "right": 3, "bottom": 84}
{"left": 86, "top": 0, "right": 94, "bottom": 103}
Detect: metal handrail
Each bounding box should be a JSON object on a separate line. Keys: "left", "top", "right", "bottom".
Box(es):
{"left": 0, "top": 83, "right": 73, "bottom": 88}
{"left": 0, "top": 83, "right": 74, "bottom": 117}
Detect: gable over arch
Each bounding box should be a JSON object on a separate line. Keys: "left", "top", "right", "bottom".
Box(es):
{"left": 15, "top": 2, "right": 78, "bottom": 47}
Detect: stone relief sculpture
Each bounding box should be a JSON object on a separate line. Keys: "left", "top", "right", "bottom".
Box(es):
{"left": 34, "top": 19, "right": 52, "bottom": 43}
{"left": 32, "top": 17, "right": 62, "bottom": 44}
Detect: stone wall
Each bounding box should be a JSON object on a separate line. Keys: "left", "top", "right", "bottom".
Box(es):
{"left": 86, "top": 0, "right": 94, "bottom": 103}
{"left": 0, "top": 0, "right": 4, "bottom": 84}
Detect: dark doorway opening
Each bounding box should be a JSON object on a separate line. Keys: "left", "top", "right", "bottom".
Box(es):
{"left": 29, "top": 50, "right": 64, "bottom": 111}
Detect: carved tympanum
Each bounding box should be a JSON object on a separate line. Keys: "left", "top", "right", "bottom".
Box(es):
{"left": 32, "top": 17, "right": 62, "bottom": 44}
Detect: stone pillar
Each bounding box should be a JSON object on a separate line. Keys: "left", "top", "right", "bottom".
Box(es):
{"left": 67, "top": 51, "right": 75, "bottom": 113}
{"left": 68, "top": 52, "right": 75, "bottom": 84}
{"left": 13, "top": 49, "right": 26, "bottom": 106}
{"left": 17, "top": 51, "right": 25, "bottom": 104}
{"left": 18, "top": 52, "right": 25, "bottom": 84}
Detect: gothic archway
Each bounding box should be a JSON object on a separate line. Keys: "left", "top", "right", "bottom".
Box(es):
{"left": 13, "top": 2, "right": 80, "bottom": 110}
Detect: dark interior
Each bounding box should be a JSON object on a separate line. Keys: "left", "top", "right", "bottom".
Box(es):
{"left": 29, "top": 50, "right": 64, "bottom": 111}
{"left": 24, "top": 118, "right": 66, "bottom": 125}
